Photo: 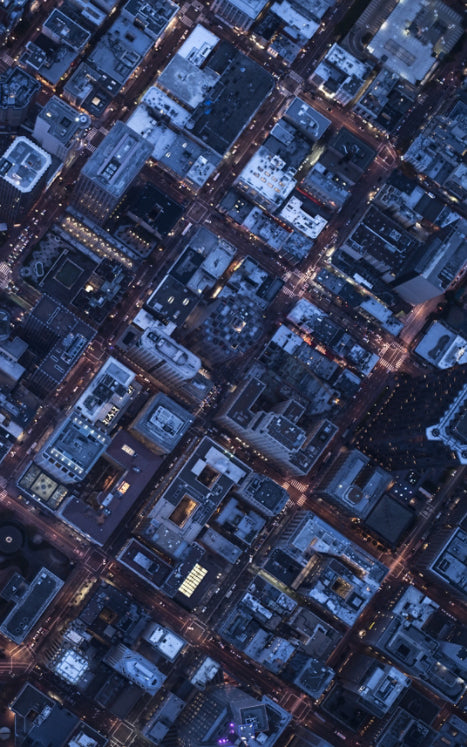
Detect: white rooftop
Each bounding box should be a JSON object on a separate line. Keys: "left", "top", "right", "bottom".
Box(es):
{"left": 223, "top": 0, "right": 268, "bottom": 20}
{"left": 141, "top": 87, "right": 190, "bottom": 127}
{"left": 279, "top": 196, "right": 327, "bottom": 238}
{"left": 0, "top": 136, "right": 51, "bottom": 193}
{"left": 177, "top": 24, "right": 219, "bottom": 65}
{"left": 271, "top": 1, "right": 318, "bottom": 41}
{"left": 415, "top": 321, "right": 467, "bottom": 369}
{"left": 191, "top": 656, "right": 220, "bottom": 686}
{"left": 146, "top": 623, "right": 185, "bottom": 660}
{"left": 323, "top": 43, "right": 368, "bottom": 78}
{"left": 74, "top": 356, "right": 135, "bottom": 425}
{"left": 367, "top": 0, "right": 462, "bottom": 84}
{"left": 237, "top": 147, "right": 296, "bottom": 207}
{"left": 54, "top": 648, "right": 88, "bottom": 684}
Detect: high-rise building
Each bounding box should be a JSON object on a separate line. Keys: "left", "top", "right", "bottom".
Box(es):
{"left": 119, "top": 321, "right": 200, "bottom": 388}
{"left": 0, "top": 136, "right": 51, "bottom": 222}
{"left": 0, "top": 67, "right": 39, "bottom": 127}
{"left": 33, "top": 96, "right": 90, "bottom": 163}
{"left": 72, "top": 121, "right": 152, "bottom": 223}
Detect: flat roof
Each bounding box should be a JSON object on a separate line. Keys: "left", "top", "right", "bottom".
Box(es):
{"left": 415, "top": 322, "right": 467, "bottom": 369}
{"left": 366, "top": 494, "right": 414, "bottom": 545}
{"left": 237, "top": 147, "right": 297, "bottom": 207}
{"left": 74, "top": 356, "right": 136, "bottom": 427}
{"left": 429, "top": 526, "right": 467, "bottom": 595}
{"left": 0, "top": 67, "right": 39, "bottom": 111}
{"left": 367, "top": 0, "right": 462, "bottom": 84}
{"left": 0, "top": 568, "right": 64, "bottom": 644}
{"left": 88, "top": 16, "right": 153, "bottom": 85}
{"left": 61, "top": 430, "right": 162, "bottom": 545}
{"left": 221, "top": 0, "right": 268, "bottom": 18}
{"left": 0, "top": 136, "right": 51, "bottom": 193}
{"left": 284, "top": 97, "right": 331, "bottom": 140}
{"left": 123, "top": 0, "right": 179, "bottom": 39}
{"left": 43, "top": 8, "right": 91, "bottom": 50}
{"left": 38, "top": 414, "right": 110, "bottom": 482}
{"left": 188, "top": 40, "right": 274, "bottom": 156}
{"left": 36, "top": 96, "right": 90, "bottom": 143}
{"left": 80, "top": 121, "right": 152, "bottom": 198}
{"left": 132, "top": 392, "right": 193, "bottom": 452}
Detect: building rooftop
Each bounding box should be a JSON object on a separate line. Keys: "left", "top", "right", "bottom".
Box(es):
{"left": 79, "top": 121, "right": 152, "bottom": 199}
{"left": 0, "top": 66, "right": 39, "bottom": 115}
{"left": 144, "top": 436, "right": 249, "bottom": 549}
{"left": 372, "top": 586, "right": 467, "bottom": 702}
{"left": 322, "top": 449, "right": 391, "bottom": 518}
{"left": 144, "top": 622, "right": 186, "bottom": 660}
{"left": 236, "top": 146, "right": 297, "bottom": 209}
{"left": 365, "top": 494, "right": 414, "bottom": 546}
{"left": 279, "top": 195, "right": 328, "bottom": 239}
{"left": 35, "top": 96, "right": 90, "bottom": 145}
{"left": 367, "top": 0, "right": 462, "bottom": 84}
{"left": 428, "top": 526, "right": 467, "bottom": 596}
{"left": 275, "top": 511, "right": 387, "bottom": 625}
{"left": 0, "top": 568, "right": 64, "bottom": 644}
{"left": 131, "top": 392, "right": 193, "bottom": 453}
{"left": 415, "top": 322, "right": 467, "bottom": 369}
{"left": 270, "top": 1, "right": 319, "bottom": 43}
{"left": 311, "top": 43, "right": 369, "bottom": 104}
{"left": 63, "top": 60, "right": 117, "bottom": 115}
{"left": 61, "top": 429, "right": 162, "bottom": 545}
{"left": 104, "top": 643, "right": 165, "bottom": 695}
{"left": 52, "top": 647, "right": 89, "bottom": 685}
{"left": 238, "top": 472, "right": 289, "bottom": 516}
{"left": 36, "top": 413, "right": 110, "bottom": 484}
{"left": 187, "top": 38, "right": 274, "bottom": 156}
{"left": 43, "top": 8, "right": 91, "bottom": 50}
{"left": 0, "top": 136, "right": 51, "bottom": 193}
{"left": 74, "top": 356, "right": 136, "bottom": 429}
{"left": 88, "top": 15, "right": 153, "bottom": 86}
{"left": 139, "top": 323, "right": 201, "bottom": 377}
{"left": 219, "top": 0, "right": 268, "bottom": 19}
{"left": 122, "top": 0, "right": 178, "bottom": 40}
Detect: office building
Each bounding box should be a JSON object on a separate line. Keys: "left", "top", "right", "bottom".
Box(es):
{"left": 130, "top": 392, "right": 193, "bottom": 454}
{"left": 415, "top": 322, "right": 467, "bottom": 369}
{"left": 366, "top": 0, "right": 462, "bottom": 85}
{"left": 218, "top": 375, "right": 337, "bottom": 476}
{"left": 122, "top": 0, "right": 178, "bottom": 40}
{"left": 211, "top": 0, "right": 268, "bottom": 31}
{"left": 311, "top": 44, "right": 370, "bottom": 105}
{"left": 284, "top": 98, "right": 331, "bottom": 141}
{"left": 0, "top": 66, "right": 39, "bottom": 127}
{"left": 33, "top": 96, "right": 90, "bottom": 163}
{"left": 73, "top": 121, "right": 152, "bottom": 223}
{"left": 427, "top": 524, "right": 467, "bottom": 597}
{"left": 143, "top": 436, "right": 249, "bottom": 551}
{"left": 395, "top": 219, "right": 467, "bottom": 305}
{"left": 0, "top": 136, "right": 51, "bottom": 222}
{"left": 104, "top": 644, "right": 165, "bottom": 695}
{"left": 35, "top": 413, "right": 110, "bottom": 484}
{"left": 0, "top": 568, "right": 64, "bottom": 644}
{"left": 368, "top": 586, "right": 467, "bottom": 703}
{"left": 238, "top": 472, "right": 289, "bottom": 517}
{"left": 119, "top": 320, "right": 200, "bottom": 388}
{"left": 273, "top": 511, "right": 387, "bottom": 625}
{"left": 320, "top": 449, "right": 392, "bottom": 518}
{"left": 342, "top": 657, "right": 409, "bottom": 717}
{"left": 10, "top": 683, "right": 108, "bottom": 747}
{"left": 73, "top": 356, "right": 136, "bottom": 431}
